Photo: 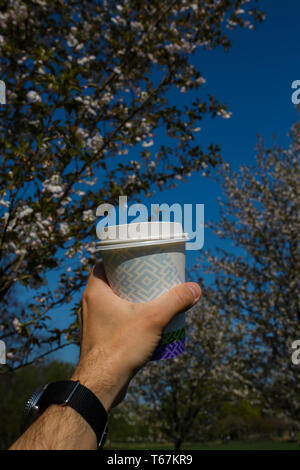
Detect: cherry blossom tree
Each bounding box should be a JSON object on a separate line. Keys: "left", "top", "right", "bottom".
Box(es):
{"left": 195, "top": 121, "right": 300, "bottom": 420}
{"left": 0, "top": 0, "right": 264, "bottom": 369}
{"left": 121, "top": 296, "right": 252, "bottom": 450}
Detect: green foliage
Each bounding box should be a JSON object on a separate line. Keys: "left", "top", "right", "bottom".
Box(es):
{"left": 108, "top": 404, "right": 150, "bottom": 444}
{"left": 0, "top": 360, "right": 74, "bottom": 449}
{"left": 104, "top": 440, "right": 300, "bottom": 450}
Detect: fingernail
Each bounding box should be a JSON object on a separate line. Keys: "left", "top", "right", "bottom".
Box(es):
{"left": 187, "top": 283, "right": 201, "bottom": 304}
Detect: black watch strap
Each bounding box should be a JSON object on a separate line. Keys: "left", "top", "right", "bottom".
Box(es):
{"left": 37, "top": 380, "right": 108, "bottom": 448}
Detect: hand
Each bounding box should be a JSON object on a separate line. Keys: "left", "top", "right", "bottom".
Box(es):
{"left": 72, "top": 262, "right": 201, "bottom": 412}
{"left": 9, "top": 262, "right": 201, "bottom": 450}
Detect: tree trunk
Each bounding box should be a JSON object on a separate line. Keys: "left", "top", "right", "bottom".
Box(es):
{"left": 174, "top": 438, "right": 182, "bottom": 451}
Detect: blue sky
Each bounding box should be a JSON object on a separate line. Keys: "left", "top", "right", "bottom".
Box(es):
{"left": 50, "top": 0, "right": 299, "bottom": 364}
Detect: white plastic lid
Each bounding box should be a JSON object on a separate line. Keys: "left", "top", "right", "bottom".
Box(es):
{"left": 96, "top": 221, "right": 189, "bottom": 251}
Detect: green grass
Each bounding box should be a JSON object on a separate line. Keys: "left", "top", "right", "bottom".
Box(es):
{"left": 104, "top": 440, "right": 300, "bottom": 450}
{"left": 183, "top": 440, "right": 300, "bottom": 450}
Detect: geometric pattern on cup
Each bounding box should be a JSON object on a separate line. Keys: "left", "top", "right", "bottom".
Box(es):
{"left": 102, "top": 244, "right": 186, "bottom": 360}
{"left": 103, "top": 248, "right": 185, "bottom": 303}
{"left": 160, "top": 327, "right": 185, "bottom": 345}
{"left": 150, "top": 337, "right": 185, "bottom": 360}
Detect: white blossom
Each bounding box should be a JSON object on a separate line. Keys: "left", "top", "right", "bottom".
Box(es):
{"left": 59, "top": 222, "right": 69, "bottom": 235}
{"left": 33, "top": 0, "right": 47, "bottom": 7}
{"left": 12, "top": 317, "right": 21, "bottom": 333}
{"left": 147, "top": 53, "right": 158, "bottom": 64}
{"left": 83, "top": 177, "right": 97, "bottom": 186}
{"left": 111, "top": 15, "right": 126, "bottom": 26}
{"left": 42, "top": 175, "right": 64, "bottom": 194}
{"left": 65, "top": 247, "right": 76, "bottom": 258}
{"left": 75, "top": 43, "right": 84, "bottom": 52}
{"left": 217, "top": 109, "right": 232, "bottom": 119}
{"left": 87, "top": 134, "right": 103, "bottom": 151}
{"left": 18, "top": 206, "right": 33, "bottom": 218}
{"left": 127, "top": 174, "right": 136, "bottom": 183}
{"left": 0, "top": 198, "right": 10, "bottom": 207}
{"left": 101, "top": 92, "right": 113, "bottom": 105}
{"left": 130, "top": 21, "right": 144, "bottom": 32}
{"left": 74, "top": 95, "right": 98, "bottom": 117}
{"left": 83, "top": 209, "right": 96, "bottom": 222}
{"left": 142, "top": 140, "right": 154, "bottom": 148}
{"left": 196, "top": 76, "right": 206, "bottom": 85}
{"left": 17, "top": 55, "right": 27, "bottom": 65}
{"left": 77, "top": 55, "right": 96, "bottom": 66}
{"left": 27, "top": 90, "right": 42, "bottom": 103}
{"left": 113, "top": 66, "right": 121, "bottom": 75}
{"left": 66, "top": 33, "right": 78, "bottom": 48}
{"left": 61, "top": 197, "right": 71, "bottom": 206}
{"left": 76, "top": 127, "right": 89, "bottom": 140}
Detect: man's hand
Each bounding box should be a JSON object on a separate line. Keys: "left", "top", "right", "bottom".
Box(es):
{"left": 10, "top": 262, "right": 201, "bottom": 450}
{"left": 71, "top": 262, "right": 201, "bottom": 412}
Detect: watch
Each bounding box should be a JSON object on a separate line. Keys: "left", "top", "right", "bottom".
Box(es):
{"left": 21, "top": 380, "right": 108, "bottom": 449}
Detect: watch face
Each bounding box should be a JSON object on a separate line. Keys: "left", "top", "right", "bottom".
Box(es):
{"left": 21, "top": 384, "right": 48, "bottom": 434}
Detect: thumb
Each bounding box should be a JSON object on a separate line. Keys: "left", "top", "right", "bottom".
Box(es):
{"left": 144, "top": 282, "right": 202, "bottom": 328}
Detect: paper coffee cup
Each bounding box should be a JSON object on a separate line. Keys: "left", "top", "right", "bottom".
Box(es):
{"left": 96, "top": 222, "right": 189, "bottom": 361}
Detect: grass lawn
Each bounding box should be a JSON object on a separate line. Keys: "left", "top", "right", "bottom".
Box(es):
{"left": 104, "top": 440, "right": 300, "bottom": 450}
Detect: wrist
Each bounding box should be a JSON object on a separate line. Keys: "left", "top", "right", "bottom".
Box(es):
{"left": 71, "top": 349, "right": 128, "bottom": 412}
{"left": 70, "top": 373, "right": 116, "bottom": 413}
